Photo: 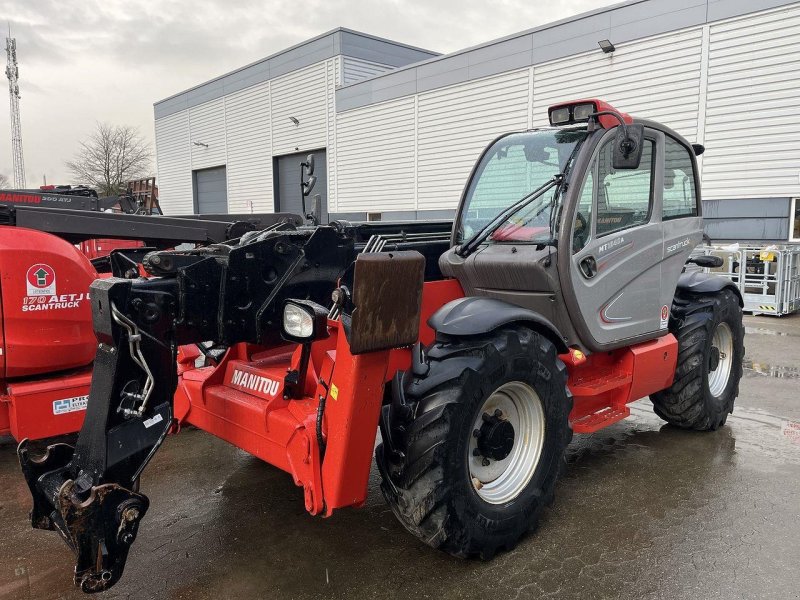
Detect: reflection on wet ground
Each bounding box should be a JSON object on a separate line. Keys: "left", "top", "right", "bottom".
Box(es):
{"left": 742, "top": 359, "right": 800, "bottom": 379}
{"left": 745, "top": 326, "right": 799, "bottom": 338}
{"left": 0, "top": 314, "right": 798, "bottom": 600}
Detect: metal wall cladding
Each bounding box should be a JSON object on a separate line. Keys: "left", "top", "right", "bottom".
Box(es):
{"left": 335, "top": 96, "right": 417, "bottom": 212}
{"left": 156, "top": 3, "right": 800, "bottom": 218}
{"left": 189, "top": 98, "right": 227, "bottom": 170}
{"left": 271, "top": 62, "right": 330, "bottom": 157}
{"left": 341, "top": 57, "right": 395, "bottom": 85}
{"left": 416, "top": 70, "right": 530, "bottom": 211}
{"left": 154, "top": 111, "right": 192, "bottom": 214}
{"left": 225, "top": 81, "right": 272, "bottom": 214}
{"left": 703, "top": 4, "right": 800, "bottom": 200}
{"left": 156, "top": 59, "right": 340, "bottom": 215}
{"left": 531, "top": 27, "right": 704, "bottom": 139}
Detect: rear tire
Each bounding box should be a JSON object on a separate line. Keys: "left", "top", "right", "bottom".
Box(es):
{"left": 375, "top": 327, "right": 572, "bottom": 558}
{"left": 650, "top": 288, "right": 744, "bottom": 430}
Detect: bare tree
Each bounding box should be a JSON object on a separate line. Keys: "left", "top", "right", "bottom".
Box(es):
{"left": 0, "top": 173, "right": 10, "bottom": 188}
{"left": 66, "top": 123, "right": 152, "bottom": 195}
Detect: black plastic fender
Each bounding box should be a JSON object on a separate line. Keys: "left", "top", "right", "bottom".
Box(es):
{"left": 428, "top": 296, "right": 568, "bottom": 353}
{"left": 676, "top": 271, "right": 743, "bottom": 307}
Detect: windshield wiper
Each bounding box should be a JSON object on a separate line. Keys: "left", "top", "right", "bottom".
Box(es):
{"left": 457, "top": 174, "right": 563, "bottom": 258}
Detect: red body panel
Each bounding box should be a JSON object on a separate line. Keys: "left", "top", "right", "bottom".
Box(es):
{"left": 548, "top": 98, "right": 634, "bottom": 129}
{"left": 564, "top": 334, "right": 678, "bottom": 432}
{"left": 0, "top": 228, "right": 147, "bottom": 441}
{"left": 78, "top": 239, "right": 144, "bottom": 260}
{"left": 173, "top": 280, "right": 466, "bottom": 515}
{"left": 1, "top": 367, "right": 91, "bottom": 440}
{"left": 0, "top": 227, "right": 97, "bottom": 379}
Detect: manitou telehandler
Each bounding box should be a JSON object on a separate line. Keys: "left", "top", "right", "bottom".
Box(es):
{"left": 18, "top": 99, "right": 744, "bottom": 593}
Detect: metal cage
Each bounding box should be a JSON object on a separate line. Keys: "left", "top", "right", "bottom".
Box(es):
{"left": 691, "top": 244, "right": 800, "bottom": 316}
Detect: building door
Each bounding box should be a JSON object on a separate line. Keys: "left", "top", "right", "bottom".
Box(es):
{"left": 274, "top": 149, "right": 327, "bottom": 222}
{"left": 193, "top": 166, "right": 228, "bottom": 214}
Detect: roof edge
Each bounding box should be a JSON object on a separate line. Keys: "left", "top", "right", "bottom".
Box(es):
{"left": 154, "top": 27, "right": 439, "bottom": 108}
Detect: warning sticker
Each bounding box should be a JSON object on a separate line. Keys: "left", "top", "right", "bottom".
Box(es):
{"left": 660, "top": 305, "right": 670, "bottom": 330}
{"left": 330, "top": 384, "right": 339, "bottom": 401}
{"left": 26, "top": 264, "right": 56, "bottom": 297}
{"left": 143, "top": 413, "right": 164, "bottom": 429}
{"left": 53, "top": 395, "right": 88, "bottom": 415}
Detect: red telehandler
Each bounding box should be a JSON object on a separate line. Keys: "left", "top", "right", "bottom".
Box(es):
{"left": 19, "top": 100, "right": 744, "bottom": 593}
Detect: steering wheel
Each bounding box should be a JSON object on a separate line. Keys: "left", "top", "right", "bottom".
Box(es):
{"left": 573, "top": 211, "right": 589, "bottom": 252}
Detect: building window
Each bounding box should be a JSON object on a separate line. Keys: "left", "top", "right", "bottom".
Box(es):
{"left": 792, "top": 198, "right": 800, "bottom": 242}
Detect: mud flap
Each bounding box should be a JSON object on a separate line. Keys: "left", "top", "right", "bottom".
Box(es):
{"left": 348, "top": 251, "right": 425, "bottom": 354}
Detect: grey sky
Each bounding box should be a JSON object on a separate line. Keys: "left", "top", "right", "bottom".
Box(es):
{"left": 1, "top": 0, "right": 603, "bottom": 186}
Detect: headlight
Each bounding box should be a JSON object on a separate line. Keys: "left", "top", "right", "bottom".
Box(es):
{"left": 284, "top": 303, "right": 314, "bottom": 338}
{"left": 549, "top": 106, "right": 571, "bottom": 125}
{"left": 281, "top": 299, "right": 330, "bottom": 343}
{"left": 572, "top": 103, "right": 596, "bottom": 122}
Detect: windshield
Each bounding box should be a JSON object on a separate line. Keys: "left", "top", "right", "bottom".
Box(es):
{"left": 457, "top": 129, "right": 588, "bottom": 244}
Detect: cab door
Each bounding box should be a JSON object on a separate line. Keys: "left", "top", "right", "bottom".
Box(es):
{"left": 566, "top": 128, "right": 666, "bottom": 349}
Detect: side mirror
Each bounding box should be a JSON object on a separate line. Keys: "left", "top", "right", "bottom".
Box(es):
{"left": 612, "top": 123, "right": 644, "bottom": 170}
{"left": 302, "top": 175, "right": 317, "bottom": 197}
{"left": 304, "top": 154, "right": 315, "bottom": 177}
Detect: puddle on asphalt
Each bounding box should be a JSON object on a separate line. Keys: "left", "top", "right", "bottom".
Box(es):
{"left": 624, "top": 402, "right": 800, "bottom": 468}
{"left": 742, "top": 359, "right": 800, "bottom": 379}
{"left": 745, "top": 326, "right": 798, "bottom": 338}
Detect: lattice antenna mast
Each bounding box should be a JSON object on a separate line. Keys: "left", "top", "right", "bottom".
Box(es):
{"left": 6, "top": 27, "right": 26, "bottom": 188}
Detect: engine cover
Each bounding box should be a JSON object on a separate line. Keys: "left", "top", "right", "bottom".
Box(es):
{"left": 0, "top": 227, "right": 98, "bottom": 378}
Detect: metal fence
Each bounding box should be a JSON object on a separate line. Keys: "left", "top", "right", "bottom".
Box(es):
{"left": 690, "top": 243, "right": 800, "bottom": 316}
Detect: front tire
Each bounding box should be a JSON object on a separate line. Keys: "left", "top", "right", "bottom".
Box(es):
{"left": 650, "top": 288, "right": 744, "bottom": 430}
{"left": 375, "top": 327, "right": 572, "bottom": 559}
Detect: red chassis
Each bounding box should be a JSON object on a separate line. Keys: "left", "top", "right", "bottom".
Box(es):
{"left": 171, "top": 278, "right": 677, "bottom": 516}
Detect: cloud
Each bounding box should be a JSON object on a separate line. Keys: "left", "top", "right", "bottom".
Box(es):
{"left": 0, "top": 0, "right": 602, "bottom": 184}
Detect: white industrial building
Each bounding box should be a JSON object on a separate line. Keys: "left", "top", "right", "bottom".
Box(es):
{"left": 154, "top": 0, "right": 800, "bottom": 241}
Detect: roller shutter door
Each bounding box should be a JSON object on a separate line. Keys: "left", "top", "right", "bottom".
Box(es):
{"left": 193, "top": 166, "right": 228, "bottom": 214}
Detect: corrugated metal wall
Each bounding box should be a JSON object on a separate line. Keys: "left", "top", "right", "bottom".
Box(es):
{"left": 326, "top": 58, "right": 340, "bottom": 212}
{"left": 334, "top": 3, "right": 800, "bottom": 217}
{"left": 531, "top": 28, "right": 704, "bottom": 138}
{"left": 334, "top": 27, "right": 707, "bottom": 215}
{"left": 156, "top": 4, "right": 800, "bottom": 221}
{"left": 335, "top": 97, "right": 417, "bottom": 211}
{"left": 225, "top": 81, "right": 272, "bottom": 213}
{"left": 702, "top": 4, "right": 800, "bottom": 200}
{"left": 188, "top": 99, "right": 227, "bottom": 170}
{"left": 271, "top": 62, "right": 329, "bottom": 156}
{"left": 341, "top": 57, "right": 395, "bottom": 85}
{"left": 155, "top": 58, "right": 340, "bottom": 214}
{"left": 153, "top": 111, "right": 192, "bottom": 213}
{"left": 417, "top": 70, "right": 530, "bottom": 210}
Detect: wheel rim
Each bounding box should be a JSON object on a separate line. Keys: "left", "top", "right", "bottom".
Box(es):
{"left": 708, "top": 322, "right": 734, "bottom": 398}
{"left": 468, "top": 381, "right": 545, "bottom": 505}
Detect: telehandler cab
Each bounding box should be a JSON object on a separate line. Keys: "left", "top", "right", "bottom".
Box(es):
{"left": 18, "top": 99, "right": 744, "bottom": 593}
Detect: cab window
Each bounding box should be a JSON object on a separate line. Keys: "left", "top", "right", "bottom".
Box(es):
{"left": 572, "top": 170, "right": 593, "bottom": 253}
{"left": 663, "top": 136, "right": 698, "bottom": 220}
{"left": 596, "top": 138, "right": 655, "bottom": 236}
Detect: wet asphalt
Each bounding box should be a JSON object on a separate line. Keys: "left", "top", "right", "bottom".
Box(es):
{"left": 1, "top": 313, "right": 799, "bottom": 600}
